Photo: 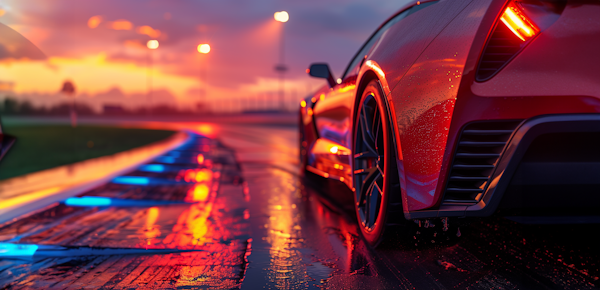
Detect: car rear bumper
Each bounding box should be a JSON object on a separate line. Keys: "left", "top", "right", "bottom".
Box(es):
{"left": 410, "top": 114, "right": 600, "bottom": 220}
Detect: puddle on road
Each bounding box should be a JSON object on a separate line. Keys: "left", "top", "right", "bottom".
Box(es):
{"left": 239, "top": 160, "right": 372, "bottom": 289}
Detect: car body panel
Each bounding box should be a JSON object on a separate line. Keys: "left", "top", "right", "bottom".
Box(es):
{"left": 303, "top": 0, "right": 600, "bottom": 220}
{"left": 371, "top": 0, "right": 474, "bottom": 90}
{"left": 445, "top": 0, "right": 600, "bottom": 217}
{"left": 471, "top": 3, "right": 600, "bottom": 99}
{"left": 387, "top": 0, "right": 494, "bottom": 212}
{"left": 310, "top": 0, "right": 473, "bottom": 188}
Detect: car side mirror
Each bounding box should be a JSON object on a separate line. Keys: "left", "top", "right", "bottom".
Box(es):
{"left": 307, "top": 63, "right": 336, "bottom": 88}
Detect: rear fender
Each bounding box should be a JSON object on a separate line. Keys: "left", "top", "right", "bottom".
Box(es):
{"left": 356, "top": 63, "right": 406, "bottom": 217}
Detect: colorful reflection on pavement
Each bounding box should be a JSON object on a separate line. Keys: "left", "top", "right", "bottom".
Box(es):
{"left": 0, "top": 134, "right": 252, "bottom": 288}
{"left": 0, "top": 127, "right": 358, "bottom": 289}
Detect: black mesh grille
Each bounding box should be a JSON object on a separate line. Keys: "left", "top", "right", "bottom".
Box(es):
{"left": 476, "top": 21, "right": 524, "bottom": 81}
{"left": 443, "top": 120, "right": 523, "bottom": 204}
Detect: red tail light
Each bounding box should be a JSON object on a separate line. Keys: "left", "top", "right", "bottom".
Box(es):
{"left": 500, "top": 2, "right": 539, "bottom": 41}
{"left": 476, "top": 0, "right": 565, "bottom": 81}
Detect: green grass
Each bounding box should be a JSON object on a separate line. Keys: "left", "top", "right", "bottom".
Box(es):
{"left": 0, "top": 125, "right": 176, "bottom": 180}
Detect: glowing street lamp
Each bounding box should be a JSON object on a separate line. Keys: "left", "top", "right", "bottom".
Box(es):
{"left": 274, "top": 11, "right": 289, "bottom": 111}
{"left": 197, "top": 43, "right": 210, "bottom": 111}
{"left": 274, "top": 11, "right": 289, "bottom": 23}
{"left": 146, "top": 40, "right": 159, "bottom": 114}
{"left": 147, "top": 39, "right": 159, "bottom": 50}
{"left": 197, "top": 43, "right": 211, "bottom": 54}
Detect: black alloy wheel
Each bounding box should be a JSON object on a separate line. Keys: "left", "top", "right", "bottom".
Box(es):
{"left": 353, "top": 80, "right": 396, "bottom": 246}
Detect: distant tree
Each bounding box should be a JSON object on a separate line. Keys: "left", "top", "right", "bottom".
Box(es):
{"left": 2, "top": 98, "right": 19, "bottom": 114}
{"left": 19, "top": 100, "right": 36, "bottom": 115}
{"left": 151, "top": 104, "right": 176, "bottom": 115}
{"left": 48, "top": 103, "right": 71, "bottom": 115}
{"left": 74, "top": 103, "right": 95, "bottom": 116}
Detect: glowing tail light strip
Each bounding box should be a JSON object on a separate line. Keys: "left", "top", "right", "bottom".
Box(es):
{"left": 500, "top": 2, "right": 539, "bottom": 41}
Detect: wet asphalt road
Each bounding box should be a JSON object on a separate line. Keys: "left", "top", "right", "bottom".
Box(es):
{"left": 1, "top": 120, "right": 600, "bottom": 289}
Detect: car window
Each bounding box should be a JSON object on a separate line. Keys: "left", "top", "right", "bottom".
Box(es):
{"left": 341, "top": 1, "right": 437, "bottom": 80}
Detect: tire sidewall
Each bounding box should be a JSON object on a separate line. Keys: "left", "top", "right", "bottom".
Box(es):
{"left": 353, "top": 80, "right": 393, "bottom": 246}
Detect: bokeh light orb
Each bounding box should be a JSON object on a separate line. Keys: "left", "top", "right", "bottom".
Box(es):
{"left": 274, "top": 11, "right": 289, "bottom": 23}
{"left": 146, "top": 40, "right": 159, "bottom": 49}
{"left": 197, "top": 43, "right": 211, "bottom": 54}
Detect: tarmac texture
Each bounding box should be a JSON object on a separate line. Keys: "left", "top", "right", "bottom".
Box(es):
{"left": 0, "top": 122, "right": 599, "bottom": 289}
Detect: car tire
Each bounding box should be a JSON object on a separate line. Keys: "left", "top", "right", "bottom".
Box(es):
{"left": 352, "top": 80, "right": 401, "bottom": 246}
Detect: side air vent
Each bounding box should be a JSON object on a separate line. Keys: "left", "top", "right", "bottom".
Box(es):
{"left": 443, "top": 120, "right": 523, "bottom": 204}
{"left": 476, "top": 21, "right": 523, "bottom": 81}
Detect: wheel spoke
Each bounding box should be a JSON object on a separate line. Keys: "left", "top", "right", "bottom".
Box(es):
{"left": 359, "top": 167, "right": 378, "bottom": 197}
{"left": 368, "top": 190, "right": 378, "bottom": 228}
{"left": 373, "top": 108, "right": 382, "bottom": 152}
{"left": 354, "top": 151, "right": 377, "bottom": 159}
{"left": 359, "top": 167, "right": 382, "bottom": 228}
{"left": 371, "top": 172, "right": 384, "bottom": 226}
{"left": 360, "top": 106, "right": 378, "bottom": 156}
{"left": 353, "top": 168, "right": 369, "bottom": 175}
{"left": 376, "top": 163, "right": 384, "bottom": 177}
{"left": 360, "top": 106, "right": 374, "bottom": 145}
{"left": 359, "top": 106, "right": 367, "bottom": 139}
{"left": 353, "top": 89, "right": 389, "bottom": 234}
{"left": 363, "top": 180, "right": 375, "bottom": 226}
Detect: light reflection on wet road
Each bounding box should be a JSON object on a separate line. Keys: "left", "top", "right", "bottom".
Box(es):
{"left": 1, "top": 120, "right": 600, "bottom": 289}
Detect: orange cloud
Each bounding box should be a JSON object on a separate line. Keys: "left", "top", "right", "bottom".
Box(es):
{"left": 87, "top": 15, "right": 103, "bottom": 29}
{"left": 136, "top": 25, "right": 161, "bottom": 38}
{"left": 109, "top": 19, "right": 133, "bottom": 30}
{"left": 0, "top": 53, "right": 198, "bottom": 101}
{"left": 0, "top": 82, "right": 14, "bottom": 91}
{"left": 123, "top": 39, "right": 146, "bottom": 49}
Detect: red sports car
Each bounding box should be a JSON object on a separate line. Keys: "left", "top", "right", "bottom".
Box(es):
{"left": 300, "top": 0, "right": 600, "bottom": 245}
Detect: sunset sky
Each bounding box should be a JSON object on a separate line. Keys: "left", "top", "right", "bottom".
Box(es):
{"left": 0, "top": 0, "right": 412, "bottom": 112}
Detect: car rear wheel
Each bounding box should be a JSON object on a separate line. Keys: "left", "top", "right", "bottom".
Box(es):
{"left": 353, "top": 80, "right": 399, "bottom": 246}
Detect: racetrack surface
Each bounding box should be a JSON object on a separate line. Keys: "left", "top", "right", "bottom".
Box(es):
{"left": 0, "top": 118, "right": 599, "bottom": 289}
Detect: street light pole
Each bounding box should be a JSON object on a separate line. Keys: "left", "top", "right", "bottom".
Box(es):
{"left": 61, "top": 80, "right": 76, "bottom": 127}
{"left": 146, "top": 40, "right": 159, "bottom": 115}
{"left": 278, "top": 23, "right": 285, "bottom": 111}
{"left": 274, "top": 11, "right": 289, "bottom": 112}
{"left": 197, "top": 43, "right": 210, "bottom": 112}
